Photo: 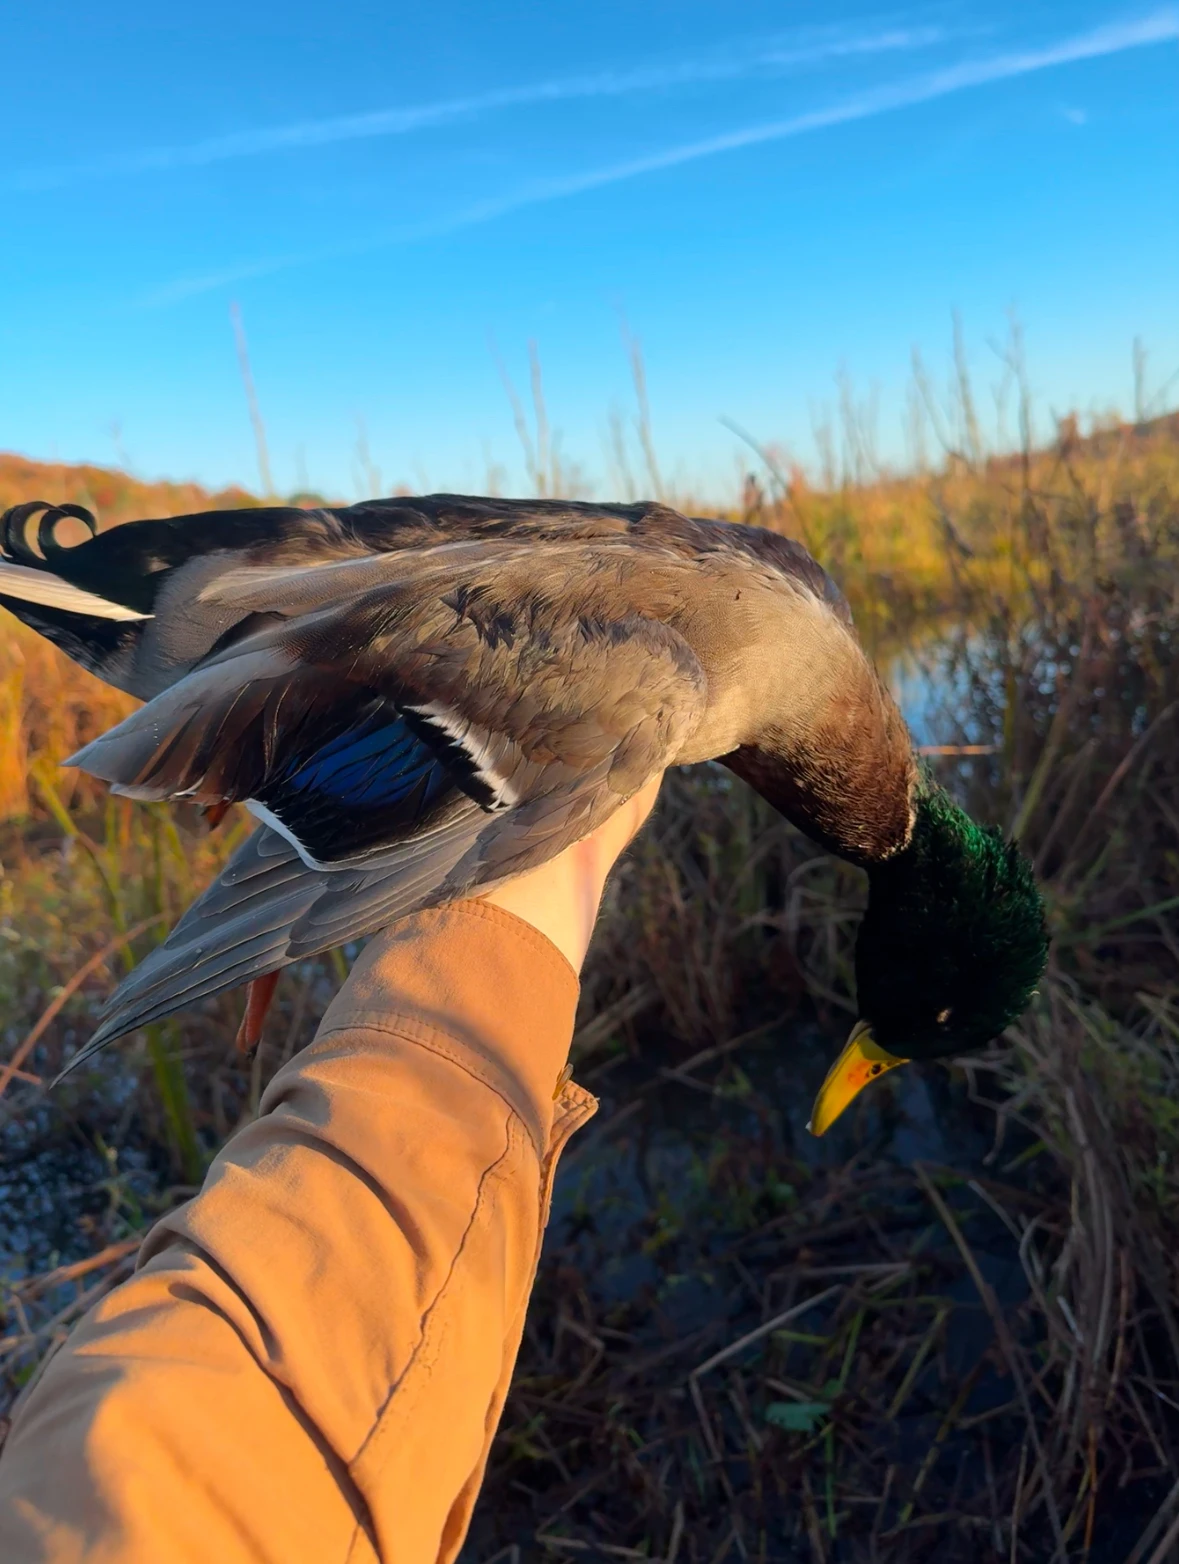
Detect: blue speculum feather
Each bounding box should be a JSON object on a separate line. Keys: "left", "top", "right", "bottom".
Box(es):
{"left": 284, "top": 716, "right": 453, "bottom": 813}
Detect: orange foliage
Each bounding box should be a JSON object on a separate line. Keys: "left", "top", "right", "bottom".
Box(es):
{"left": 0, "top": 454, "right": 259, "bottom": 818}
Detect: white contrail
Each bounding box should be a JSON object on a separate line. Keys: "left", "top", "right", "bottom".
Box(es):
{"left": 12, "top": 25, "right": 945, "bottom": 190}
{"left": 142, "top": 9, "right": 1179, "bottom": 307}
{"left": 464, "top": 9, "right": 1179, "bottom": 210}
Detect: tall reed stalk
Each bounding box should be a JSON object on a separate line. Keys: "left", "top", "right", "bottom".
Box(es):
{"left": 27, "top": 763, "right": 204, "bottom": 1183}
{"left": 1, "top": 394, "right": 1177, "bottom": 1558}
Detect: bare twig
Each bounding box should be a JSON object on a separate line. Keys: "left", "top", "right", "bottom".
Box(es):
{"left": 0, "top": 917, "right": 156, "bottom": 1098}
{"left": 230, "top": 301, "right": 274, "bottom": 497}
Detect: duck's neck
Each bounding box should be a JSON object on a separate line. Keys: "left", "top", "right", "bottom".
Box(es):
{"left": 722, "top": 647, "right": 917, "bottom": 867}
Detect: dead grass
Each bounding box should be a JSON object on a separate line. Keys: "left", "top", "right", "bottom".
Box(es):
{"left": 1, "top": 415, "right": 1178, "bottom": 1558}
{"left": 0, "top": 451, "right": 255, "bottom": 529}
{"left": 0, "top": 453, "right": 259, "bottom": 818}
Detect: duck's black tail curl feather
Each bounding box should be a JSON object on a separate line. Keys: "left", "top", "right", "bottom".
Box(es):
{"left": 0, "top": 501, "right": 148, "bottom": 684}
{"left": 1, "top": 500, "right": 99, "bottom": 565}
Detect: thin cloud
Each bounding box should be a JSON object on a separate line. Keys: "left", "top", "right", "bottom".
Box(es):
{"left": 14, "top": 24, "right": 946, "bottom": 192}
{"left": 146, "top": 254, "right": 316, "bottom": 306}
{"left": 485, "top": 8, "right": 1179, "bottom": 195}
{"left": 141, "top": 8, "right": 1179, "bottom": 309}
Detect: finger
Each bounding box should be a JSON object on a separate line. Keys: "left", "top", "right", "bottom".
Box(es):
{"left": 623, "top": 773, "right": 663, "bottom": 843}
{"left": 592, "top": 772, "right": 664, "bottom": 867}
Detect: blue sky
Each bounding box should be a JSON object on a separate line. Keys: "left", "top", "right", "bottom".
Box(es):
{"left": 1, "top": 2, "right": 1176, "bottom": 502}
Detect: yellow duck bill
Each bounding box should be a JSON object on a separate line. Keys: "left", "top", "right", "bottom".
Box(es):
{"left": 807, "top": 1020, "right": 909, "bottom": 1137}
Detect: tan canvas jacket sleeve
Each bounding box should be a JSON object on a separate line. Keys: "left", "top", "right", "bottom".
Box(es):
{"left": 0, "top": 900, "right": 597, "bottom": 1564}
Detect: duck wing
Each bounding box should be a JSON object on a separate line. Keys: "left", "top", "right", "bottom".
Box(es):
{"left": 0, "top": 495, "right": 670, "bottom": 698}
{"left": 63, "top": 570, "right": 706, "bottom": 1064}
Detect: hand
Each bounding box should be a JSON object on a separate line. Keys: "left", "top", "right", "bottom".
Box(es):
{"left": 478, "top": 774, "right": 663, "bottom": 973}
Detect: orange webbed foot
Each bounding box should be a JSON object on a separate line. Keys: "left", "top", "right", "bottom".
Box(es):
{"left": 235, "top": 971, "right": 280, "bottom": 1058}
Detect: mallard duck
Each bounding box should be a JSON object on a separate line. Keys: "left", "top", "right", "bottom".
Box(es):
{"left": 0, "top": 496, "right": 1047, "bottom": 1132}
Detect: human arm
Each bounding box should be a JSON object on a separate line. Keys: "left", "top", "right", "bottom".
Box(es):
{"left": 0, "top": 777, "right": 661, "bottom": 1564}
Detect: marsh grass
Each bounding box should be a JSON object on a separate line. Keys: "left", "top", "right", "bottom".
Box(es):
{"left": 0, "top": 412, "right": 1177, "bottom": 1558}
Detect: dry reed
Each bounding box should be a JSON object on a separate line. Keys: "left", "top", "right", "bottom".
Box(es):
{"left": 0, "top": 409, "right": 1177, "bottom": 1559}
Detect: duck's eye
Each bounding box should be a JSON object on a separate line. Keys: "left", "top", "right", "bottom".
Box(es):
{"left": 936, "top": 1006, "right": 953, "bottom": 1025}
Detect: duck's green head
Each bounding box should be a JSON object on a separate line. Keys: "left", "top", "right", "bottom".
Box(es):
{"left": 809, "top": 780, "right": 1049, "bottom": 1136}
